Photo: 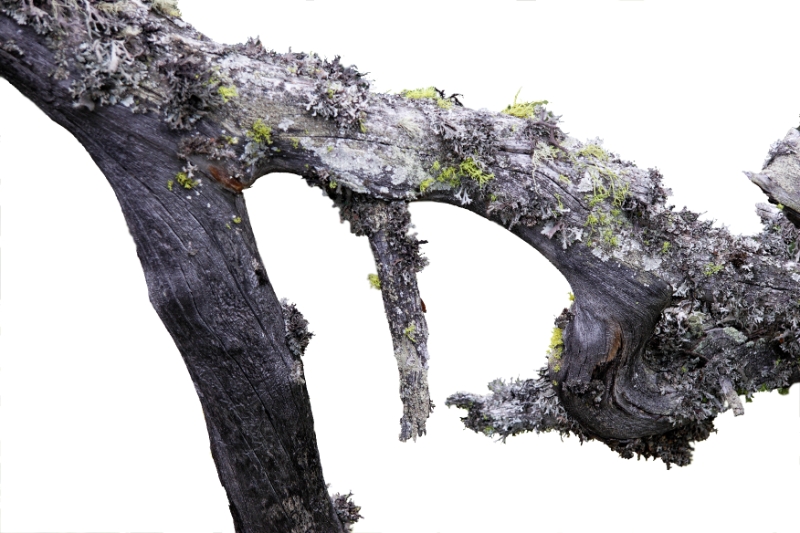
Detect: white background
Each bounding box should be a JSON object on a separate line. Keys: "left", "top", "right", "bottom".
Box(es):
{"left": 2, "top": 1, "right": 799, "bottom": 532}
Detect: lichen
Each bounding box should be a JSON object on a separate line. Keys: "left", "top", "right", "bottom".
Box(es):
{"left": 419, "top": 178, "right": 435, "bottom": 194}
{"left": 150, "top": 0, "right": 181, "bottom": 17}
{"left": 547, "top": 326, "right": 564, "bottom": 371}
{"left": 400, "top": 86, "right": 453, "bottom": 110}
{"left": 703, "top": 262, "right": 724, "bottom": 276}
{"left": 501, "top": 89, "right": 548, "bottom": 119}
{"left": 367, "top": 273, "right": 381, "bottom": 290}
{"left": 403, "top": 323, "right": 417, "bottom": 343}
{"left": 247, "top": 119, "right": 273, "bottom": 145}
{"left": 175, "top": 171, "right": 197, "bottom": 189}
{"left": 577, "top": 143, "right": 610, "bottom": 161}
{"left": 217, "top": 85, "right": 238, "bottom": 103}
{"left": 430, "top": 157, "right": 494, "bottom": 189}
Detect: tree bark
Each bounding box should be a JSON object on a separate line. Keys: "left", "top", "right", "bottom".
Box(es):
{"left": 2, "top": 0, "right": 799, "bottom": 529}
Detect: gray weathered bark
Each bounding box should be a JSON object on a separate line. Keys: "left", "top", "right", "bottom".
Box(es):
{"left": 2, "top": 0, "right": 799, "bottom": 530}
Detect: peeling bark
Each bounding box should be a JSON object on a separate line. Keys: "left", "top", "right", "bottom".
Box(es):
{"left": 3, "top": 0, "right": 800, "bottom": 529}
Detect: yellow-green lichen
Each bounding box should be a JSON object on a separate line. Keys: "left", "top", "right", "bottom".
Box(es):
{"left": 232, "top": 216, "right": 242, "bottom": 224}
{"left": 431, "top": 157, "right": 494, "bottom": 188}
{"left": 703, "top": 263, "right": 724, "bottom": 276}
{"left": 400, "top": 87, "right": 453, "bottom": 110}
{"left": 501, "top": 89, "right": 548, "bottom": 119}
{"left": 661, "top": 241, "right": 671, "bottom": 254}
{"left": 368, "top": 273, "right": 381, "bottom": 290}
{"left": 419, "top": 178, "right": 435, "bottom": 194}
{"left": 166, "top": 180, "right": 174, "bottom": 191}
{"left": 547, "top": 326, "right": 564, "bottom": 371}
{"left": 247, "top": 119, "right": 273, "bottom": 145}
{"left": 217, "top": 85, "right": 238, "bottom": 103}
{"left": 404, "top": 323, "right": 417, "bottom": 343}
{"left": 577, "top": 144, "right": 609, "bottom": 161}
{"left": 329, "top": 180, "right": 338, "bottom": 189}
{"left": 290, "top": 137, "right": 300, "bottom": 149}
{"left": 175, "top": 171, "right": 197, "bottom": 189}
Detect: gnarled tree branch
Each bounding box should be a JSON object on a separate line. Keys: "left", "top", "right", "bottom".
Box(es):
{"left": 3, "top": 2, "right": 799, "bottom": 531}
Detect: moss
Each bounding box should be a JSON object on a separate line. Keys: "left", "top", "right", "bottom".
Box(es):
{"left": 232, "top": 216, "right": 242, "bottom": 224}
{"left": 291, "top": 137, "right": 300, "bottom": 149}
{"left": 222, "top": 135, "right": 239, "bottom": 145}
{"left": 247, "top": 119, "right": 273, "bottom": 145}
{"left": 217, "top": 85, "right": 238, "bottom": 103}
{"left": 175, "top": 171, "right": 197, "bottom": 189}
{"left": 166, "top": 180, "right": 174, "bottom": 191}
{"left": 703, "top": 263, "right": 724, "bottom": 276}
{"left": 558, "top": 174, "right": 571, "bottom": 184}
{"left": 225, "top": 222, "right": 232, "bottom": 230}
{"left": 400, "top": 87, "right": 453, "bottom": 110}
{"left": 501, "top": 89, "right": 548, "bottom": 119}
{"left": 778, "top": 387, "right": 790, "bottom": 395}
{"left": 329, "top": 180, "right": 338, "bottom": 189}
{"left": 419, "top": 178, "right": 435, "bottom": 194}
{"left": 568, "top": 292, "right": 575, "bottom": 302}
{"left": 661, "top": 241, "right": 671, "bottom": 254}
{"left": 489, "top": 193, "right": 498, "bottom": 202}
{"left": 404, "top": 323, "right": 417, "bottom": 343}
{"left": 367, "top": 273, "right": 381, "bottom": 290}
{"left": 577, "top": 144, "right": 609, "bottom": 161}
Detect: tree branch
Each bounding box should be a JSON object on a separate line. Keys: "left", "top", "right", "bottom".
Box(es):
{"left": 3, "top": 8, "right": 799, "bottom": 532}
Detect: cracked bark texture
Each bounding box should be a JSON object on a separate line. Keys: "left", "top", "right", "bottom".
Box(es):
{"left": 2, "top": 0, "right": 800, "bottom": 529}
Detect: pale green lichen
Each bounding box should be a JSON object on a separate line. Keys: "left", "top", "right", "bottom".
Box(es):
{"left": 247, "top": 119, "right": 273, "bottom": 145}
{"left": 400, "top": 87, "right": 453, "bottom": 110}
{"left": 368, "top": 273, "right": 381, "bottom": 290}
{"left": 501, "top": 89, "right": 548, "bottom": 119}
{"left": 722, "top": 327, "right": 747, "bottom": 345}
{"left": 151, "top": 0, "right": 181, "bottom": 17}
